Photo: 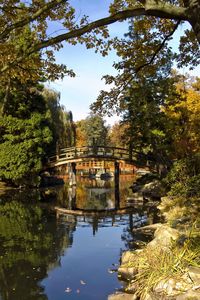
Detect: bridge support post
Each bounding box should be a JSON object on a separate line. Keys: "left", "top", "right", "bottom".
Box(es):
{"left": 114, "top": 161, "right": 120, "bottom": 209}
{"left": 69, "top": 162, "right": 76, "bottom": 186}
{"left": 68, "top": 185, "right": 76, "bottom": 209}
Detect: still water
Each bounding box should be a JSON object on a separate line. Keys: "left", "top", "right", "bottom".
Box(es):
{"left": 0, "top": 176, "right": 160, "bottom": 300}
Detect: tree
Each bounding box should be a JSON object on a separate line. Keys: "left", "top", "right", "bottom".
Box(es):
{"left": 75, "top": 114, "right": 109, "bottom": 147}
{"left": 0, "top": 0, "right": 199, "bottom": 83}
{"left": 42, "top": 88, "right": 76, "bottom": 153}
{"left": 0, "top": 83, "right": 53, "bottom": 186}
{"left": 75, "top": 119, "right": 88, "bottom": 147}
{"left": 163, "top": 74, "right": 200, "bottom": 158}
{"left": 109, "top": 122, "right": 129, "bottom": 148}
{"left": 0, "top": 113, "right": 52, "bottom": 186}
{"left": 120, "top": 73, "right": 175, "bottom": 170}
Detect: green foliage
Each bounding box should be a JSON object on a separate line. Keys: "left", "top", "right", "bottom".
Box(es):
{"left": 85, "top": 114, "right": 109, "bottom": 146}
{"left": 0, "top": 81, "right": 77, "bottom": 186}
{"left": 165, "top": 154, "right": 200, "bottom": 198}
{"left": 2, "top": 82, "right": 47, "bottom": 118}
{"left": 76, "top": 114, "right": 110, "bottom": 146}
{"left": 42, "top": 88, "right": 76, "bottom": 152}
{"left": 160, "top": 154, "right": 200, "bottom": 227}
{"left": 0, "top": 113, "right": 52, "bottom": 186}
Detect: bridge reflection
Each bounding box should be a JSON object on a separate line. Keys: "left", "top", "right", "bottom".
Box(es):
{"left": 54, "top": 176, "right": 161, "bottom": 236}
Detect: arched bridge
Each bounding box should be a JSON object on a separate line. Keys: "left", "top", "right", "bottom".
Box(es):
{"left": 46, "top": 145, "right": 142, "bottom": 168}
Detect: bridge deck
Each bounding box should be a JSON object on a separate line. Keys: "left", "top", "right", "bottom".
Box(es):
{"left": 47, "top": 145, "right": 139, "bottom": 168}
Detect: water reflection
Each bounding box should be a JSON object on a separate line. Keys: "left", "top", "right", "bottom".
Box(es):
{"left": 0, "top": 195, "right": 76, "bottom": 300}
{"left": 55, "top": 176, "right": 136, "bottom": 211}
{"left": 0, "top": 176, "right": 161, "bottom": 300}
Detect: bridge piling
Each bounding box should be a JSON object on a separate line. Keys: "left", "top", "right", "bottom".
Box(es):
{"left": 114, "top": 161, "right": 120, "bottom": 208}
{"left": 69, "top": 162, "right": 76, "bottom": 186}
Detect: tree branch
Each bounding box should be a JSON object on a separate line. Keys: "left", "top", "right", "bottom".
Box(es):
{"left": 135, "top": 20, "right": 181, "bottom": 73}
{"left": 30, "top": 4, "right": 187, "bottom": 53}
{"left": 0, "top": 2, "right": 188, "bottom": 74}
{"left": 0, "top": 0, "right": 67, "bottom": 40}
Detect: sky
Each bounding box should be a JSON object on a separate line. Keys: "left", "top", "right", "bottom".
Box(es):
{"left": 47, "top": 0, "right": 200, "bottom": 125}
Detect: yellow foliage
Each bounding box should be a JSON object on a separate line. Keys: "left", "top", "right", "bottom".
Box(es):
{"left": 163, "top": 76, "right": 200, "bottom": 158}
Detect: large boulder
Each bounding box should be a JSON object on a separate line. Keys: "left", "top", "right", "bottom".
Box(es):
{"left": 146, "top": 224, "right": 180, "bottom": 250}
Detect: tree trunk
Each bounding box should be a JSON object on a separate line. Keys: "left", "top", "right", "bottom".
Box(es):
{"left": 187, "top": 0, "right": 200, "bottom": 44}
{"left": 1, "top": 79, "right": 11, "bottom": 115}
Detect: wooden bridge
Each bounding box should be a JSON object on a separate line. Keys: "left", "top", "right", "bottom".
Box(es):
{"left": 47, "top": 145, "right": 142, "bottom": 168}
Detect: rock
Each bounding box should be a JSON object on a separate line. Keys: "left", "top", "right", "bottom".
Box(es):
{"left": 131, "top": 178, "right": 166, "bottom": 202}
{"left": 108, "top": 292, "right": 138, "bottom": 300}
{"left": 117, "top": 225, "right": 199, "bottom": 300}
{"left": 147, "top": 224, "right": 180, "bottom": 250}
{"left": 186, "top": 266, "right": 200, "bottom": 285}
{"left": 118, "top": 251, "right": 142, "bottom": 280}
{"left": 141, "top": 180, "right": 166, "bottom": 199}
{"left": 154, "top": 278, "right": 189, "bottom": 297}
{"left": 120, "top": 251, "right": 141, "bottom": 265}
{"left": 132, "top": 223, "right": 162, "bottom": 233}
{"left": 153, "top": 267, "right": 200, "bottom": 299}
{"left": 118, "top": 266, "right": 137, "bottom": 280}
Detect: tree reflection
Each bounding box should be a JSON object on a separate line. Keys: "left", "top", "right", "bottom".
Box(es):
{"left": 0, "top": 193, "right": 76, "bottom": 300}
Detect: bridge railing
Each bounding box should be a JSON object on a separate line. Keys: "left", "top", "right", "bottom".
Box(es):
{"left": 47, "top": 145, "right": 133, "bottom": 165}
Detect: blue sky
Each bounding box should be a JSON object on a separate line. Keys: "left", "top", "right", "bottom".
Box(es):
{"left": 47, "top": 1, "right": 200, "bottom": 125}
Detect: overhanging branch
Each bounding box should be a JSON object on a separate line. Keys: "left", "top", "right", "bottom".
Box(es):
{"left": 0, "top": 2, "right": 188, "bottom": 74}
{"left": 0, "top": 0, "right": 67, "bottom": 40}
{"left": 30, "top": 4, "right": 187, "bottom": 53}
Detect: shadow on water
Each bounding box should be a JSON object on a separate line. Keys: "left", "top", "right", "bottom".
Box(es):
{"left": 0, "top": 176, "right": 162, "bottom": 300}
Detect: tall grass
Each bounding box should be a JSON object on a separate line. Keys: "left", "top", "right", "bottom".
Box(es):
{"left": 124, "top": 231, "right": 200, "bottom": 299}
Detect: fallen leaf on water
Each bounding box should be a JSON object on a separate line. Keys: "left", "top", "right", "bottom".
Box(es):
{"left": 80, "top": 280, "right": 86, "bottom": 285}
{"left": 65, "top": 287, "right": 72, "bottom": 293}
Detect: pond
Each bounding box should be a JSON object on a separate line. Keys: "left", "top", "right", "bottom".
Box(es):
{"left": 0, "top": 176, "right": 160, "bottom": 300}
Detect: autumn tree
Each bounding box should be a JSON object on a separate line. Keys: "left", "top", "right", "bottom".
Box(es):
{"left": 163, "top": 74, "right": 200, "bottom": 158}
{"left": 75, "top": 119, "right": 88, "bottom": 147}
{"left": 109, "top": 122, "right": 129, "bottom": 148}
{"left": 0, "top": 0, "right": 200, "bottom": 86}
{"left": 75, "top": 114, "right": 110, "bottom": 147}
{"left": 160, "top": 75, "right": 200, "bottom": 226}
